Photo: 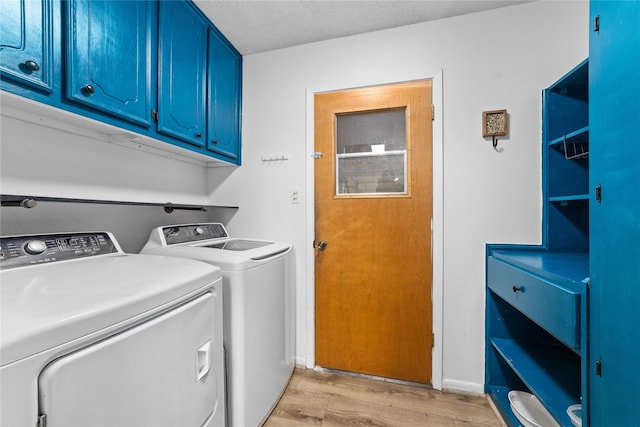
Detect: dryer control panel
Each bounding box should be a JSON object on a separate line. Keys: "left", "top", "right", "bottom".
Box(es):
{"left": 0, "top": 232, "right": 120, "bottom": 269}
{"left": 163, "top": 223, "right": 228, "bottom": 245}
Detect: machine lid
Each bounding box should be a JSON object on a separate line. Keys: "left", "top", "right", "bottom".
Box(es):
{"left": 141, "top": 224, "right": 292, "bottom": 270}
{"left": 0, "top": 252, "right": 221, "bottom": 366}
{"left": 141, "top": 239, "right": 291, "bottom": 271}
{"left": 204, "top": 239, "right": 272, "bottom": 251}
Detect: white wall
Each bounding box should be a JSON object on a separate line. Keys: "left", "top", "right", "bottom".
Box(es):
{"left": 208, "top": 1, "right": 589, "bottom": 393}
{"left": 0, "top": 94, "right": 209, "bottom": 205}
{"left": 0, "top": 94, "right": 217, "bottom": 250}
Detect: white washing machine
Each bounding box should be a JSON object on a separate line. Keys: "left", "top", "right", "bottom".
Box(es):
{"left": 141, "top": 223, "right": 294, "bottom": 427}
{"left": 0, "top": 231, "right": 225, "bottom": 427}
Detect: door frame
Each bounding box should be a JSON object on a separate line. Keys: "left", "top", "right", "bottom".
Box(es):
{"left": 304, "top": 70, "right": 444, "bottom": 389}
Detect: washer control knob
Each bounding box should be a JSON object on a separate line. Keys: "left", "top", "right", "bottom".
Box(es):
{"left": 24, "top": 240, "right": 47, "bottom": 255}
{"left": 194, "top": 226, "right": 205, "bottom": 236}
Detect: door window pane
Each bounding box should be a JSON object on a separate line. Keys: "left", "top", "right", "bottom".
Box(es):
{"left": 336, "top": 108, "right": 407, "bottom": 195}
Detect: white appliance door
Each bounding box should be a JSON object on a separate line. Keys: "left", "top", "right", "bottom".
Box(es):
{"left": 38, "top": 292, "right": 224, "bottom": 427}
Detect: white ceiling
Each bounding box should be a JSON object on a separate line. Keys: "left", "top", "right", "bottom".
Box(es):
{"left": 194, "top": 0, "right": 533, "bottom": 55}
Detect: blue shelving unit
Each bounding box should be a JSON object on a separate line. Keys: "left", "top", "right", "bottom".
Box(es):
{"left": 486, "top": 60, "right": 590, "bottom": 427}
{"left": 487, "top": 3, "right": 640, "bottom": 425}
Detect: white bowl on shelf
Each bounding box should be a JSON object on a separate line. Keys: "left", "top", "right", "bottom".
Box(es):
{"left": 567, "top": 404, "right": 582, "bottom": 427}
{"left": 508, "top": 390, "right": 560, "bottom": 427}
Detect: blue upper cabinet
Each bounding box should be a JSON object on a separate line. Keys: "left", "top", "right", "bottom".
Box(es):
{"left": 0, "top": 0, "right": 242, "bottom": 165}
{"left": 157, "top": 1, "right": 207, "bottom": 148}
{"left": 0, "top": 0, "right": 53, "bottom": 93}
{"left": 588, "top": 2, "right": 640, "bottom": 426}
{"left": 65, "top": 0, "right": 154, "bottom": 128}
{"left": 207, "top": 30, "right": 242, "bottom": 163}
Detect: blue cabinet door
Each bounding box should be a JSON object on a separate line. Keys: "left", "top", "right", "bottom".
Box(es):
{"left": 207, "top": 30, "right": 242, "bottom": 163}
{"left": 589, "top": 1, "right": 640, "bottom": 426}
{"left": 65, "top": 0, "right": 154, "bottom": 128}
{"left": 0, "top": 0, "right": 53, "bottom": 92}
{"left": 157, "top": 1, "right": 207, "bottom": 148}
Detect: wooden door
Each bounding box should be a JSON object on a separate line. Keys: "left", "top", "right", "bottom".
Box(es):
{"left": 314, "top": 81, "right": 433, "bottom": 384}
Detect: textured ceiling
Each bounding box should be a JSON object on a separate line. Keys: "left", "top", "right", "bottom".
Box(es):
{"left": 194, "top": 0, "right": 532, "bottom": 55}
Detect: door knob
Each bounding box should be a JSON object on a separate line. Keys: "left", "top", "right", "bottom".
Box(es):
{"left": 82, "top": 84, "right": 95, "bottom": 95}
{"left": 316, "top": 240, "right": 328, "bottom": 250}
{"left": 24, "top": 60, "right": 40, "bottom": 71}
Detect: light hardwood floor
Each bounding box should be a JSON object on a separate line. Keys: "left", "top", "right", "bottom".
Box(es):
{"left": 264, "top": 368, "right": 505, "bottom": 427}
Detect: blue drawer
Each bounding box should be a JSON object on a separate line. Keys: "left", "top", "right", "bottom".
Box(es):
{"left": 488, "top": 256, "right": 581, "bottom": 350}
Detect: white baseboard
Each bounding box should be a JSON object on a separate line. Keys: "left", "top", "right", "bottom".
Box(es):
{"left": 294, "top": 356, "right": 311, "bottom": 368}
{"left": 442, "top": 378, "right": 485, "bottom": 395}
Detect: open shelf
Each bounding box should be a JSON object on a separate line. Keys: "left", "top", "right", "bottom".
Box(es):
{"left": 548, "top": 126, "right": 589, "bottom": 148}
{"left": 548, "top": 59, "right": 589, "bottom": 101}
{"left": 549, "top": 126, "right": 589, "bottom": 147}
{"left": 548, "top": 194, "right": 589, "bottom": 203}
{"left": 491, "top": 338, "right": 581, "bottom": 426}
{"left": 0, "top": 194, "right": 239, "bottom": 211}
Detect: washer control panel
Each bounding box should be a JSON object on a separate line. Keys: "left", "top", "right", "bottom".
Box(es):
{"left": 163, "top": 223, "right": 228, "bottom": 245}
{"left": 0, "top": 232, "right": 119, "bottom": 269}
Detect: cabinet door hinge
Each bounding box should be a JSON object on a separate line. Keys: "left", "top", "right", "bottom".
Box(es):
{"left": 151, "top": 109, "right": 158, "bottom": 123}
{"left": 593, "top": 15, "right": 600, "bottom": 33}
{"left": 596, "top": 359, "right": 602, "bottom": 376}
{"left": 431, "top": 104, "right": 435, "bottom": 121}
{"left": 595, "top": 184, "right": 602, "bottom": 203}
{"left": 37, "top": 414, "right": 47, "bottom": 427}
{"left": 432, "top": 332, "right": 435, "bottom": 347}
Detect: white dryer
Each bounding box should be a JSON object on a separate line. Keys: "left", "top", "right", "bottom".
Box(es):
{"left": 0, "top": 231, "right": 225, "bottom": 427}
{"left": 141, "top": 223, "right": 294, "bottom": 427}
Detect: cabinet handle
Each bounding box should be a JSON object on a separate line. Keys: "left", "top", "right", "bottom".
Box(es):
{"left": 512, "top": 285, "right": 522, "bottom": 293}
{"left": 196, "top": 132, "right": 202, "bottom": 139}
{"left": 212, "top": 139, "right": 218, "bottom": 145}
{"left": 24, "top": 60, "right": 40, "bottom": 71}
{"left": 82, "top": 84, "right": 95, "bottom": 95}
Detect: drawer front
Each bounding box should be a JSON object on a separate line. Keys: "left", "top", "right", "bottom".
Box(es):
{"left": 488, "top": 257, "right": 580, "bottom": 349}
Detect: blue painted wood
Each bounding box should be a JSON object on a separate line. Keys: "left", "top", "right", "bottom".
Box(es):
{"left": 1, "top": 0, "right": 243, "bottom": 164}
{"left": 589, "top": 2, "right": 640, "bottom": 426}
{"left": 543, "top": 60, "right": 589, "bottom": 144}
{"left": 490, "top": 250, "right": 589, "bottom": 289}
{"left": 548, "top": 194, "right": 589, "bottom": 202}
{"left": 548, "top": 126, "right": 589, "bottom": 147}
{"left": 486, "top": 59, "right": 591, "bottom": 426}
{"left": 0, "top": 0, "right": 53, "bottom": 92}
{"left": 65, "top": 0, "right": 154, "bottom": 127}
{"left": 207, "top": 29, "right": 242, "bottom": 163}
{"left": 157, "top": 1, "right": 207, "bottom": 147}
{"left": 488, "top": 256, "right": 582, "bottom": 349}
{"left": 491, "top": 338, "right": 580, "bottom": 427}
{"left": 542, "top": 61, "right": 590, "bottom": 253}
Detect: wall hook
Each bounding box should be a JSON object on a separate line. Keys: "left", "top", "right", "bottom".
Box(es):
{"left": 492, "top": 136, "right": 503, "bottom": 152}
{"left": 483, "top": 109, "right": 507, "bottom": 152}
